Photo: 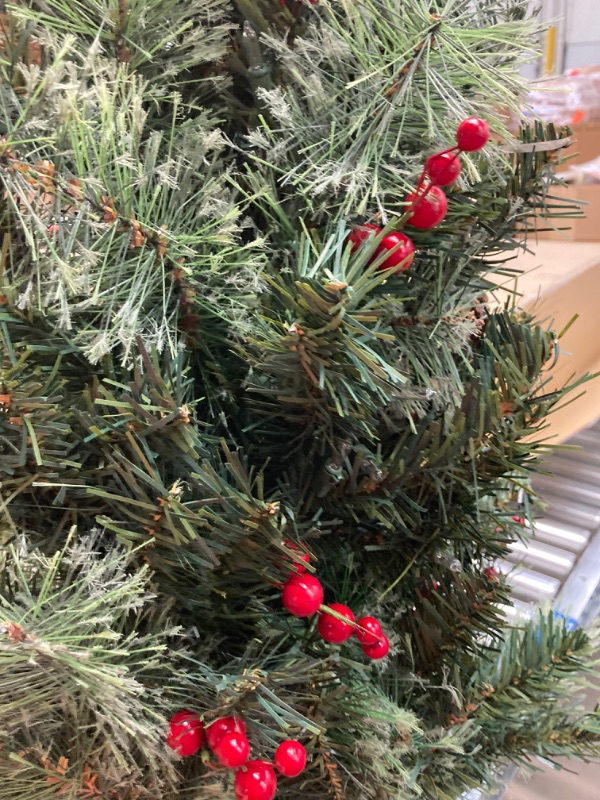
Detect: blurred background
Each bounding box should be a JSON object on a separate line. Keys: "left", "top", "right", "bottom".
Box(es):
{"left": 523, "top": 0, "right": 600, "bottom": 76}
{"left": 488, "top": 1, "right": 600, "bottom": 797}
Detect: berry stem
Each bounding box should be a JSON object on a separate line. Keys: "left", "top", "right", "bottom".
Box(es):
{"left": 438, "top": 145, "right": 461, "bottom": 156}
{"left": 404, "top": 180, "right": 434, "bottom": 218}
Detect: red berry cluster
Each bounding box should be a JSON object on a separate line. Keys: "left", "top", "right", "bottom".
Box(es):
{"left": 167, "top": 711, "right": 308, "bottom": 800}
{"left": 233, "top": 741, "right": 306, "bottom": 800}
{"left": 281, "top": 556, "right": 389, "bottom": 660}
{"left": 348, "top": 116, "right": 490, "bottom": 265}
{"left": 208, "top": 716, "right": 250, "bottom": 769}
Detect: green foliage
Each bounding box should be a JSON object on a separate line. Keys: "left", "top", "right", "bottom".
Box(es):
{"left": 11, "top": 0, "right": 232, "bottom": 82}
{"left": 469, "top": 612, "right": 600, "bottom": 764}
{"left": 239, "top": 0, "right": 540, "bottom": 216}
{"left": 0, "top": 30, "right": 263, "bottom": 363}
{"left": 0, "top": 534, "right": 183, "bottom": 799}
{"left": 0, "top": 1, "right": 598, "bottom": 799}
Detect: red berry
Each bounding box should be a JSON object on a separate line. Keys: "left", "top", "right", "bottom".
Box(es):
{"left": 354, "top": 616, "right": 383, "bottom": 646}
{"left": 167, "top": 710, "right": 204, "bottom": 757}
{"left": 348, "top": 223, "right": 382, "bottom": 252}
{"left": 425, "top": 151, "right": 461, "bottom": 186}
{"left": 363, "top": 634, "right": 390, "bottom": 660}
{"left": 207, "top": 716, "right": 246, "bottom": 751}
{"left": 275, "top": 740, "right": 307, "bottom": 778}
{"left": 234, "top": 760, "right": 278, "bottom": 800}
{"left": 406, "top": 186, "right": 448, "bottom": 229}
{"left": 215, "top": 731, "right": 250, "bottom": 768}
{"left": 456, "top": 117, "right": 490, "bottom": 151}
{"left": 418, "top": 579, "right": 440, "bottom": 599}
{"left": 283, "top": 539, "right": 310, "bottom": 574}
{"left": 484, "top": 566, "right": 499, "bottom": 581}
{"left": 375, "top": 232, "right": 415, "bottom": 272}
{"left": 282, "top": 574, "right": 324, "bottom": 617}
{"left": 318, "top": 603, "right": 355, "bottom": 644}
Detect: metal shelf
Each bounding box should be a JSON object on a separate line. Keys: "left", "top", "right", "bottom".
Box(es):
{"left": 467, "top": 413, "right": 600, "bottom": 800}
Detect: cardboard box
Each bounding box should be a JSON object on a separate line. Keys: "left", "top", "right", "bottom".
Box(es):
{"left": 560, "top": 123, "right": 600, "bottom": 166}
{"left": 522, "top": 67, "right": 600, "bottom": 164}
{"left": 497, "top": 241, "right": 600, "bottom": 444}
{"left": 534, "top": 183, "right": 600, "bottom": 242}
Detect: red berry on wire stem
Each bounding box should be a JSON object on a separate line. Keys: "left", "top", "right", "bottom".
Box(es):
{"left": 363, "top": 634, "right": 390, "bottom": 660}
{"left": 484, "top": 566, "right": 499, "bottom": 581}
{"left": 167, "top": 710, "right": 204, "bottom": 757}
{"left": 274, "top": 740, "right": 307, "bottom": 778}
{"left": 207, "top": 716, "right": 246, "bottom": 752}
{"left": 456, "top": 117, "right": 490, "bottom": 151}
{"left": 348, "top": 223, "right": 382, "bottom": 252}
{"left": 375, "top": 232, "right": 415, "bottom": 272}
{"left": 425, "top": 151, "right": 461, "bottom": 186}
{"left": 354, "top": 616, "right": 383, "bottom": 646}
{"left": 318, "top": 603, "right": 355, "bottom": 644}
{"left": 234, "top": 760, "right": 278, "bottom": 800}
{"left": 406, "top": 186, "right": 448, "bottom": 229}
{"left": 282, "top": 574, "right": 324, "bottom": 617}
{"left": 283, "top": 539, "right": 310, "bottom": 574}
{"left": 214, "top": 731, "right": 251, "bottom": 769}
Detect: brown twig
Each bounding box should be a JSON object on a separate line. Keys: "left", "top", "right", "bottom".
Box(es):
{"left": 170, "top": 261, "right": 200, "bottom": 344}
{"left": 384, "top": 15, "right": 443, "bottom": 98}
{"left": 0, "top": 151, "right": 170, "bottom": 265}
{"left": 322, "top": 750, "right": 344, "bottom": 800}
{"left": 1, "top": 620, "right": 27, "bottom": 642}
{"left": 115, "top": 0, "right": 131, "bottom": 63}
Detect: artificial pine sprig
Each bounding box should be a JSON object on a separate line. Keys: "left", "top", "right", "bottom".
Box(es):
{"left": 0, "top": 2, "right": 598, "bottom": 799}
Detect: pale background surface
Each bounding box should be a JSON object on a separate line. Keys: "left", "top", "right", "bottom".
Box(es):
{"left": 495, "top": 3, "right": 600, "bottom": 796}
{"left": 523, "top": 0, "right": 600, "bottom": 76}
{"left": 495, "top": 240, "right": 600, "bottom": 445}
{"left": 506, "top": 763, "right": 600, "bottom": 800}
{"left": 505, "top": 663, "right": 600, "bottom": 800}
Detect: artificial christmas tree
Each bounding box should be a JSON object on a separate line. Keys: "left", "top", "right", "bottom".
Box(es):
{"left": 0, "top": 1, "right": 599, "bottom": 799}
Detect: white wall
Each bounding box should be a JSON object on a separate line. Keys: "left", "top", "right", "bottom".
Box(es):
{"left": 532, "top": 0, "right": 600, "bottom": 75}
{"left": 563, "top": 0, "right": 600, "bottom": 69}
